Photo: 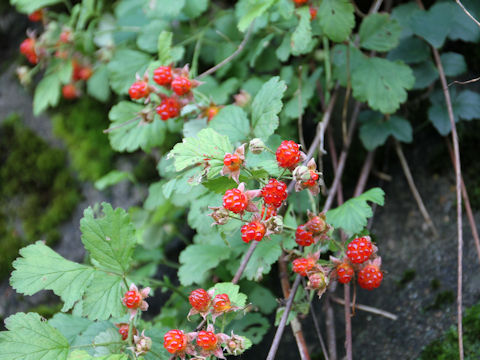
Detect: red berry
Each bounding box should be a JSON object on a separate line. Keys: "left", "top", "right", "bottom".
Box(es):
{"left": 223, "top": 188, "right": 248, "bottom": 214}
{"left": 212, "top": 293, "right": 231, "bottom": 312}
{"left": 19, "top": 38, "right": 38, "bottom": 64}
{"left": 72, "top": 60, "right": 82, "bottom": 81}
{"left": 309, "top": 7, "right": 318, "bottom": 20}
{"left": 189, "top": 288, "right": 210, "bottom": 312}
{"left": 223, "top": 153, "right": 242, "bottom": 172}
{"left": 337, "top": 263, "right": 354, "bottom": 284}
{"left": 276, "top": 140, "right": 301, "bottom": 169}
{"left": 206, "top": 105, "right": 219, "bottom": 122}
{"left": 153, "top": 66, "right": 173, "bottom": 86}
{"left": 293, "top": 0, "right": 308, "bottom": 4}
{"left": 295, "top": 224, "right": 314, "bottom": 246}
{"left": 303, "top": 170, "right": 319, "bottom": 187}
{"left": 78, "top": 67, "right": 93, "bottom": 80}
{"left": 292, "top": 258, "right": 315, "bottom": 276}
{"left": 346, "top": 236, "right": 373, "bottom": 264}
{"left": 59, "top": 30, "right": 72, "bottom": 43}
{"left": 261, "top": 205, "right": 277, "bottom": 220}
{"left": 241, "top": 221, "right": 266, "bottom": 243}
{"left": 164, "top": 329, "right": 187, "bottom": 354}
{"left": 357, "top": 265, "right": 383, "bottom": 290}
{"left": 123, "top": 290, "right": 142, "bottom": 309}
{"left": 197, "top": 330, "right": 218, "bottom": 351}
{"left": 171, "top": 76, "right": 192, "bottom": 96}
{"left": 156, "top": 97, "right": 180, "bottom": 120}
{"left": 62, "top": 84, "right": 77, "bottom": 100}
{"left": 28, "top": 9, "right": 43, "bottom": 22}
{"left": 129, "top": 80, "right": 149, "bottom": 100}
{"left": 306, "top": 215, "right": 326, "bottom": 234}
{"left": 261, "top": 179, "right": 288, "bottom": 208}
{"left": 116, "top": 323, "right": 135, "bottom": 341}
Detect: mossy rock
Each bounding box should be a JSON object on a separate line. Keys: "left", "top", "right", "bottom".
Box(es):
{"left": 0, "top": 114, "right": 81, "bottom": 279}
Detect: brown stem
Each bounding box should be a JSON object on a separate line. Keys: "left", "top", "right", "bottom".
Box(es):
{"left": 196, "top": 23, "right": 254, "bottom": 80}
{"left": 231, "top": 241, "right": 258, "bottom": 284}
{"left": 327, "top": 126, "right": 344, "bottom": 205}
{"left": 331, "top": 296, "right": 398, "bottom": 321}
{"left": 344, "top": 284, "right": 352, "bottom": 360}
{"left": 394, "top": 139, "right": 438, "bottom": 237}
{"left": 354, "top": 151, "right": 375, "bottom": 197}
{"left": 449, "top": 76, "right": 480, "bottom": 87}
{"left": 446, "top": 139, "right": 480, "bottom": 264}
{"left": 455, "top": 0, "right": 480, "bottom": 28}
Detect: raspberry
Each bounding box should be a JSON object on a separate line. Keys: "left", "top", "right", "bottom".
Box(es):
{"left": 261, "top": 179, "right": 288, "bottom": 208}
{"left": 295, "top": 224, "right": 314, "bottom": 246}
{"left": 261, "top": 205, "right": 277, "bottom": 220}
{"left": 309, "top": 7, "right": 317, "bottom": 20}
{"left": 292, "top": 258, "right": 315, "bottom": 276}
{"left": 308, "top": 272, "right": 327, "bottom": 289}
{"left": 164, "top": 329, "right": 187, "bottom": 354}
{"left": 213, "top": 293, "right": 231, "bottom": 312}
{"left": 59, "top": 30, "right": 72, "bottom": 43}
{"left": 79, "top": 67, "right": 93, "bottom": 81}
{"left": 72, "top": 61, "right": 82, "bottom": 81}
{"left": 129, "top": 80, "right": 150, "bottom": 100}
{"left": 153, "top": 66, "right": 173, "bottom": 86}
{"left": 337, "top": 263, "right": 354, "bottom": 284}
{"left": 189, "top": 288, "right": 211, "bottom": 312}
{"left": 116, "top": 323, "right": 136, "bottom": 341}
{"left": 223, "top": 153, "right": 242, "bottom": 172}
{"left": 223, "top": 188, "right": 248, "bottom": 214}
{"left": 19, "top": 38, "right": 38, "bottom": 64}
{"left": 303, "top": 170, "right": 319, "bottom": 187}
{"left": 123, "top": 290, "right": 142, "bottom": 309}
{"left": 156, "top": 97, "right": 180, "bottom": 120}
{"left": 62, "top": 84, "right": 77, "bottom": 100}
{"left": 171, "top": 76, "right": 192, "bottom": 96}
{"left": 357, "top": 265, "right": 383, "bottom": 290}
{"left": 206, "top": 105, "right": 219, "bottom": 122}
{"left": 241, "top": 221, "right": 266, "bottom": 243}
{"left": 293, "top": 0, "right": 308, "bottom": 4}
{"left": 28, "top": 9, "right": 43, "bottom": 22}
{"left": 197, "top": 330, "right": 218, "bottom": 351}
{"left": 346, "top": 236, "right": 373, "bottom": 264}
{"left": 276, "top": 140, "right": 301, "bottom": 169}
{"left": 306, "top": 215, "right": 326, "bottom": 234}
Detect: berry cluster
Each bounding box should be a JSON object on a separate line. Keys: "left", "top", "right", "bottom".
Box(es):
{"left": 188, "top": 288, "right": 238, "bottom": 320}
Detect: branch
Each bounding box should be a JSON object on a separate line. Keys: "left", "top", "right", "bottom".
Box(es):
{"left": 231, "top": 241, "right": 258, "bottom": 284}
{"left": 448, "top": 76, "right": 480, "bottom": 87}
{"left": 331, "top": 296, "right": 398, "bottom": 321}
{"left": 455, "top": 0, "right": 480, "bottom": 28}
{"left": 309, "top": 289, "right": 330, "bottom": 360}
{"left": 196, "top": 23, "right": 254, "bottom": 80}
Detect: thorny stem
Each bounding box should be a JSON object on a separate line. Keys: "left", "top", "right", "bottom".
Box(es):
{"left": 394, "top": 140, "right": 438, "bottom": 237}
{"left": 331, "top": 296, "right": 398, "bottom": 321}
{"left": 196, "top": 22, "right": 254, "bottom": 80}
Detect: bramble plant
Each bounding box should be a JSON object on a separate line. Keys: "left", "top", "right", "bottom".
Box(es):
{"left": 3, "top": 0, "right": 480, "bottom": 359}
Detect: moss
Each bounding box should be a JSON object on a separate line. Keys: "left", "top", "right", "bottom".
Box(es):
{"left": 419, "top": 302, "right": 480, "bottom": 359}
{"left": 425, "top": 291, "right": 455, "bottom": 311}
{"left": 0, "top": 114, "right": 80, "bottom": 278}
{"left": 52, "top": 98, "right": 114, "bottom": 181}
{"left": 397, "top": 269, "right": 416, "bottom": 288}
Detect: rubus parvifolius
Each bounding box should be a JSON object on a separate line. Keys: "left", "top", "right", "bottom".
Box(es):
{"left": 358, "top": 264, "right": 383, "bottom": 290}
{"left": 122, "top": 283, "right": 150, "bottom": 318}
{"left": 241, "top": 220, "right": 266, "bottom": 243}
{"left": 276, "top": 140, "right": 302, "bottom": 169}
{"left": 220, "top": 144, "right": 245, "bottom": 183}
{"left": 261, "top": 179, "right": 288, "bottom": 208}
{"left": 346, "top": 236, "right": 375, "bottom": 264}
{"left": 222, "top": 183, "right": 260, "bottom": 215}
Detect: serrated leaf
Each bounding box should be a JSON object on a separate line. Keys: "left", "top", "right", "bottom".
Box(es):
{"left": 169, "top": 128, "right": 232, "bottom": 178}
{"left": 326, "top": 188, "right": 385, "bottom": 234}
{"left": 318, "top": 0, "right": 354, "bottom": 42}
{"left": 10, "top": 242, "right": 94, "bottom": 312}
{"left": 351, "top": 57, "right": 415, "bottom": 114}
{"left": 209, "top": 105, "right": 250, "bottom": 144}
{"left": 359, "top": 111, "right": 412, "bottom": 150}
{"left": 212, "top": 282, "right": 247, "bottom": 308}
{"left": 107, "top": 101, "right": 167, "bottom": 152}
{"left": 157, "top": 31, "right": 173, "bottom": 65}
{"left": 440, "top": 52, "right": 467, "bottom": 77}
{"left": 236, "top": 0, "right": 276, "bottom": 32}
{"left": 359, "top": 13, "right": 401, "bottom": 52}
{"left": 87, "top": 65, "right": 110, "bottom": 102}
{"left": 251, "top": 77, "right": 287, "bottom": 140}
{"left": 138, "top": 20, "right": 168, "bottom": 54}
{"left": 409, "top": 2, "right": 453, "bottom": 48}
{"left": 242, "top": 238, "right": 282, "bottom": 281}
{"left": 291, "top": 7, "right": 312, "bottom": 55}
{"left": 82, "top": 272, "right": 126, "bottom": 320}
{"left": 178, "top": 244, "right": 231, "bottom": 285}
{"left": 80, "top": 203, "right": 136, "bottom": 274}
{"left": 93, "top": 328, "right": 122, "bottom": 356}
{"left": 33, "top": 73, "right": 61, "bottom": 115}
{"left": 0, "top": 312, "right": 69, "bottom": 360}
{"left": 107, "top": 49, "right": 152, "bottom": 94}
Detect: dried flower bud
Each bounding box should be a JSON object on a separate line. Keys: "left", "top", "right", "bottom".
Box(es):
{"left": 133, "top": 331, "right": 152, "bottom": 356}
{"left": 265, "top": 215, "right": 284, "bottom": 234}
{"left": 208, "top": 206, "right": 230, "bottom": 226}
{"left": 249, "top": 138, "right": 265, "bottom": 154}
{"left": 225, "top": 333, "right": 247, "bottom": 356}
{"left": 234, "top": 90, "right": 251, "bottom": 107}
{"left": 292, "top": 165, "right": 311, "bottom": 182}
{"left": 16, "top": 66, "right": 31, "bottom": 86}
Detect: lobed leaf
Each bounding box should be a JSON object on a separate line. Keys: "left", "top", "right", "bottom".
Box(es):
{"left": 359, "top": 13, "right": 401, "bottom": 52}
{"left": 318, "top": 0, "right": 354, "bottom": 43}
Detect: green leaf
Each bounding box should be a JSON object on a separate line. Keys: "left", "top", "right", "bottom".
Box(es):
{"left": 284, "top": 68, "right": 322, "bottom": 119}
{"left": 0, "top": 312, "right": 69, "bottom": 360}
{"left": 236, "top": 0, "right": 276, "bottom": 32}
{"left": 211, "top": 282, "right": 248, "bottom": 308}
{"left": 202, "top": 176, "right": 239, "bottom": 194}
{"left": 93, "top": 328, "right": 122, "bottom": 356}
{"left": 178, "top": 244, "right": 231, "bottom": 285}
{"left": 409, "top": 2, "right": 453, "bottom": 48}
{"left": 448, "top": 0, "right": 480, "bottom": 42}
{"left": 107, "top": 48, "right": 152, "bottom": 94}
{"left": 169, "top": 128, "right": 232, "bottom": 178}
{"left": 209, "top": 105, "right": 250, "bottom": 144}
{"left": 10, "top": 242, "right": 95, "bottom": 312}
{"left": 10, "top": 0, "right": 61, "bottom": 13}
{"left": 326, "top": 188, "right": 385, "bottom": 234}
{"left": 138, "top": 20, "right": 168, "bottom": 54}
{"left": 318, "top": 0, "right": 355, "bottom": 42}
{"left": 94, "top": 170, "right": 135, "bottom": 191}
{"left": 351, "top": 57, "right": 415, "bottom": 114}
{"left": 411, "top": 61, "right": 438, "bottom": 90}
{"left": 157, "top": 31, "right": 173, "bottom": 65}
{"left": 251, "top": 77, "right": 287, "bottom": 140}
{"left": 440, "top": 53, "right": 467, "bottom": 77}
{"left": 87, "top": 65, "right": 111, "bottom": 102}
{"left": 107, "top": 101, "right": 167, "bottom": 152}
{"left": 147, "top": 0, "right": 186, "bottom": 18}
{"left": 80, "top": 203, "right": 136, "bottom": 274}
{"left": 225, "top": 313, "right": 269, "bottom": 345}
{"left": 359, "top": 111, "right": 412, "bottom": 150}
{"left": 33, "top": 74, "right": 61, "bottom": 115}
{"left": 387, "top": 36, "right": 430, "bottom": 65}
{"left": 48, "top": 314, "right": 93, "bottom": 345}
{"left": 82, "top": 272, "right": 126, "bottom": 320}
{"left": 68, "top": 350, "right": 128, "bottom": 360}
{"left": 359, "top": 13, "right": 401, "bottom": 52}
{"left": 183, "top": 0, "right": 209, "bottom": 19}
{"left": 242, "top": 283, "right": 277, "bottom": 314}
{"left": 291, "top": 7, "right": 313, "bottom": 55}
{"left": 242, "top": 238, "right": 282, "bottom": 281}
{"left": 196, "top": 77, "right": 240, "bottom": 105}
